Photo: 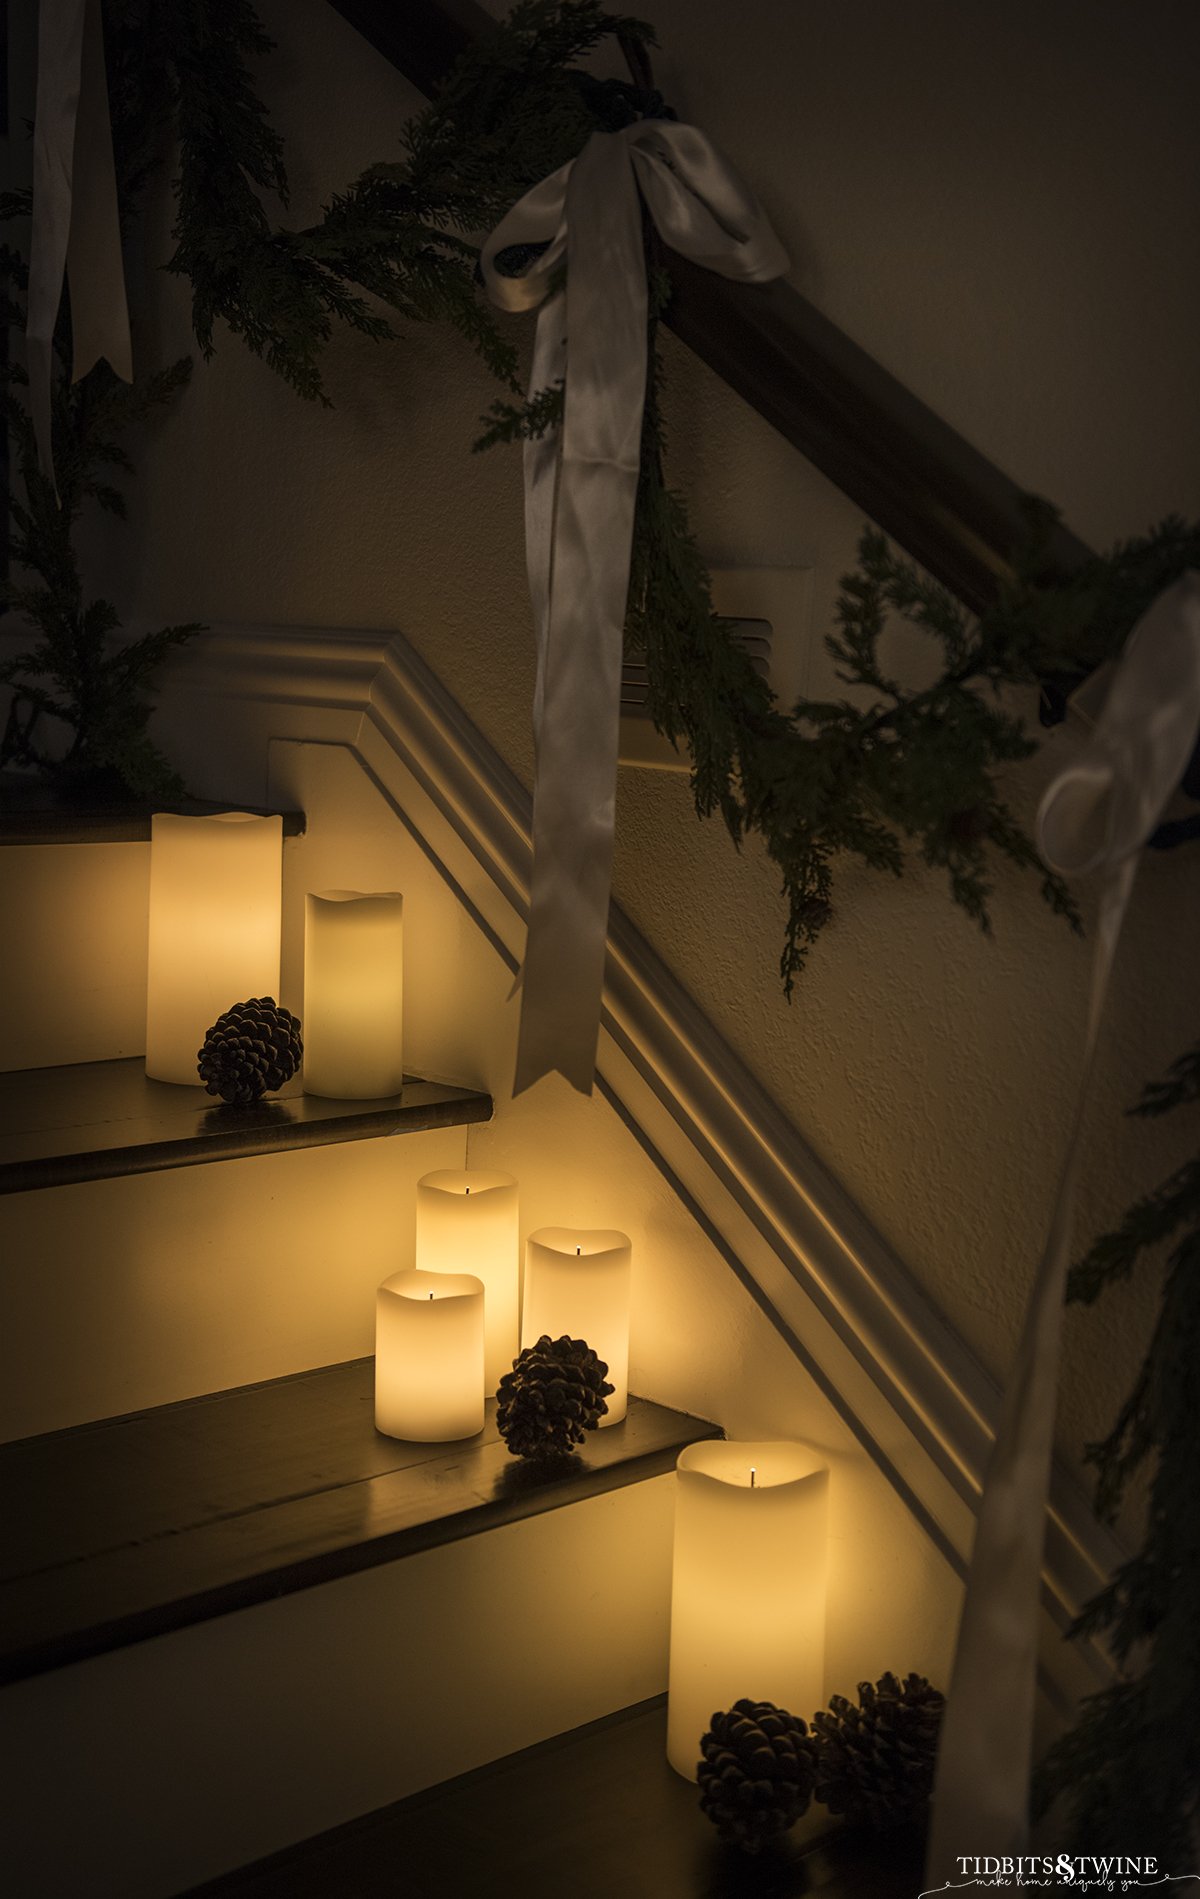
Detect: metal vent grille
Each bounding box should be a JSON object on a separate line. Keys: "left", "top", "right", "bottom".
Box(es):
{"left": 620, "top": 619, "right": 772, "bottom": 716}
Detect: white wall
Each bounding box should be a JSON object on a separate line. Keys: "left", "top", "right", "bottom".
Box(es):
{"left": 76, "top": 0, "right": 1200, "bottom": 1509}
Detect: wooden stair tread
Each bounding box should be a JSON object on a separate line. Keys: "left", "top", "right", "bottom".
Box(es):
{"left": 0, "top": 1363, "right": 720, "bottom": 1683}
{"left": 0, "top": 779, "right": 306, "bottom": 846}
{"left": 0, "top": 1057, "right": 492, "bottom": 1193}
{"left": 182, "top": 1699, "right": 924, "bottom": 1898}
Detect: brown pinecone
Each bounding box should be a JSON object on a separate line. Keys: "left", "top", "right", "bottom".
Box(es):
{"left": 197, "top": 997, "right": 303, "bottom": 1106}
{"left": 698, "top": 1699, "right": 818, "bottom": 1852}
{"left": 495, "top": 1335, "right": 613, "bottom": 1459}
{"left": 813, "top": 1671, "right": 944, "bottom": 1830}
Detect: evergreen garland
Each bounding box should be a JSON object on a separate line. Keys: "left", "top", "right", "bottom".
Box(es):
{"left": 1034, "top": 1044, "right": 1200, "bottom": 1865}
{"left": 11, "top": 0, "right": 1199, "bottom": 905}
{"left": 140, "top": 0, "right": 1198, "bottom": 986}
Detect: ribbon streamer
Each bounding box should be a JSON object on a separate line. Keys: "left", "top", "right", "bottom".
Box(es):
{"left": 481, "top": 123, "right": 787, "bottom": 1095}
{"left": 926, "top": 571, "right": 1200, "bottom": 1884}
{"left": 27, "top": 0, "right": 133, "bottom": 491}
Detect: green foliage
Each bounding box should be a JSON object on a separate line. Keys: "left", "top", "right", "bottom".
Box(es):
{"left": 1034, "top": 1048, "right": 1200, "bottom": 1863}
{"left": 627, "top": 416, "right": 1091, "bottom": 990}
{"left": 146, "top": 0, "right": 1200, "bottom": 984}
{"left": 1, "top": 244, "right": 199, "bottom": 796}
{"left": 141, "top": 0, "right": 657, "bottom": 402}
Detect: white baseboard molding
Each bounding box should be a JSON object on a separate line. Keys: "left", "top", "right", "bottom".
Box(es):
{"left": 157, "top": 623, "right": 1123, "bottom": 1715}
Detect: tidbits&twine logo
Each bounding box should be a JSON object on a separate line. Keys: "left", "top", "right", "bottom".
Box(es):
{"left": 919, "top": 1856, "right": 1197, "bottom": 1894}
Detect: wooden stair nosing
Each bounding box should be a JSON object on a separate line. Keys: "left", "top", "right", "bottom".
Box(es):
{"left": 0, "top": 784, "right": 307, "bottom": 848}
{"left": 0, "top": 1058, "right": 493, "bottom": 1194}
{"left": 0, "top": 1361, "right": 721, "bottom": 1685}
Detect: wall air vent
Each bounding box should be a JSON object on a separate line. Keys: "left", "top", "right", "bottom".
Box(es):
{"left": 620, "top": 619, "right": 771, "bottom": 713}
{"left": 619, "top": 566, "right": 812, "bottom": 771}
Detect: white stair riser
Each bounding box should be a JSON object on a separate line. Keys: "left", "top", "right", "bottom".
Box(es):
{"left": 1, "top": 843, "right": 150, "bottom": 1071}
{"left": 0, "top": 1477, "right": 675, "bottom": 1899}
{"left": 0, "top": 1128, "right": 468, "bottom": 1441}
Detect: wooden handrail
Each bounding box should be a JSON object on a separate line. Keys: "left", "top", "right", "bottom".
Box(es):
{"left": 327, "top": 0, "right": 1095, "bottom": 617}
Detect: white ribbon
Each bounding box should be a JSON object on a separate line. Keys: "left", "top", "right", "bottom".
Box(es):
{"left": 27, "top": 0, "right": 132, "bottom": 492}
{"left": 926, "top": 571, "right": 1200, "bottom": 1884}
{"left": 481, "top": 123, "right": 787, "bottom": 1095}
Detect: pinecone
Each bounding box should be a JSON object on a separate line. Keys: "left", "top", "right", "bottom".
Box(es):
{"left": 197, "top": 997, "right": 303, "bottom": 1106}
{"left": 495, "top": 1335, "right": 613, "bottom": 1459}
{"left": 813, "top": 1671, "right": 944, "bottom": 1830}
{"left": 698, "top": 1699, "right": 818, "bottom": 1853}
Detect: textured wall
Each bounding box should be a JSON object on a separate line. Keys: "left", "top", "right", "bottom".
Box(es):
{"left": 80, "top": 0, "right": 1200, "bottom": 1497}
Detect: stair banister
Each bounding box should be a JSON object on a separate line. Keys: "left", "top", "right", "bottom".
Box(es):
{"left": 326, "top": 0, "right": 1095, "bottom": 619}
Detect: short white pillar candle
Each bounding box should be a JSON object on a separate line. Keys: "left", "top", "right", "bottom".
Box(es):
{"left": 521, "top": 1227, "right": 632, "bottom": 1425}
{"left": 666, "top": 1440, "right": 828, "bottom": 1779}
{"left": 375, "top": 1268, "right": 485, "bottom": 1442}
{"left": 303, "top": 890, "right": 404, "bottom": 1098}
{"left": 416, "top": 1171, "right": 519, "bottom": 1388}
{"left": 146, "top": 812, "right": 282, "bottom": 1085}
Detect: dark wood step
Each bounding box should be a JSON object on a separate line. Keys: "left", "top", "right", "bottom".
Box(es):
{"left": 0, "top": 1057, "right": 492, "bottom": 1193}
{"left": 0, "top": 1361, "right": 720, "bottom": 1684}
{"left": 183, "top": 1697, "right": 925, "bottom": 1899}
{"left": 0, "top": 777, "right": 306, "bottom": 846}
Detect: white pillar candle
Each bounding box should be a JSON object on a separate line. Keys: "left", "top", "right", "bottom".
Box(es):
{"left": 666, "top": 1440, "right": 828, "bottom": 1779}
{"left": 146, "top": 812, "right": 282, "bottom": 1085}
{"left": 416, "top": 1171, "right": 519, "bottom": 1388}
{"left": 303, "top": 890, "right": 404, "bottom": 1098}
{"left": 375, "top": 1268, "right": 485, "bottom": 1442}
{"left": 521, "top": 1227, "right": 631, "bottom": 1425}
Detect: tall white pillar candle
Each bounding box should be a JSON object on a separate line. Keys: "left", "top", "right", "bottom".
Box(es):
{"left": 303, "top": 891, "right": 404, "bottom": 1098}
{"left": 522, "top": 1227, "right": 631, "bottom": 1425}
{"left": 375, "top": 1268, "right": 485, "bottom": 1442}
{"left": 416, "top": 1171, "right": 519, "bottom": 1387}
{"left": 666, "top": 1440, "right": 828, "bottom": 1778}
{"left": 146, "top": 812, "right": 282, "bottom": 1084}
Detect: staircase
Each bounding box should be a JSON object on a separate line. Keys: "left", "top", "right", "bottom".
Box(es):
{"left": 0, "top": 9, "right": 1149, "bottom": 1884}
{"left": 0, "top": 645, "right": 1122, "bottom": 1896}
{"left": 0, "top": 777, "right": 727, "bottom": 1898}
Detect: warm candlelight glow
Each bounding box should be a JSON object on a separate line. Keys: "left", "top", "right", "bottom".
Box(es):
{"left": 416, "top": 1172, "right": 519, "bottom": 1387}
{"left": 522, "top": 1227, "right": 632, "bottom": 1425}
{"left": 302, "top": 890, "right": 404, "bottom": 1099}
{"left": 145, "top": 812, "right": 282, "bottom": 1085}
{"left": 375, "top": 1267, "right": 485, "bottom": 1442}
{"left": 667, "top": 1440, "right": 828, "bottom": 1778}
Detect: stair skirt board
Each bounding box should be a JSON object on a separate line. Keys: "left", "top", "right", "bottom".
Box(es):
{"left": 142, "top": 626, "right": 1124, "bottom": 1719}
{"left": 0, "top": 1476, "right": 675, "bottom": 1899}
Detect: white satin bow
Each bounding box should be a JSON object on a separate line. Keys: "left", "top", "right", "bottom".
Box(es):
{"left": 27, "top": 0, "right": 132, "bottom": 493}
{"left": 927, "top": 571, "right": 1200, "bottom": 1882}
{"left": 481, "top": 122, "right": 788, "bottom": 1095}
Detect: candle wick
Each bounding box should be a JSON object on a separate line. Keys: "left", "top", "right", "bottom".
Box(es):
{"left": 750, "top": 1468, "right": 757, "bottom": 1489}
{"left": 465, "top": 1187, "right": 470, "bottom": 1196}
{"left": 576, "top": 1246, "right": 581, "bottom": 1255}
{"left": 429, "top": 1292, "right": 434, "bottom": 1300}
